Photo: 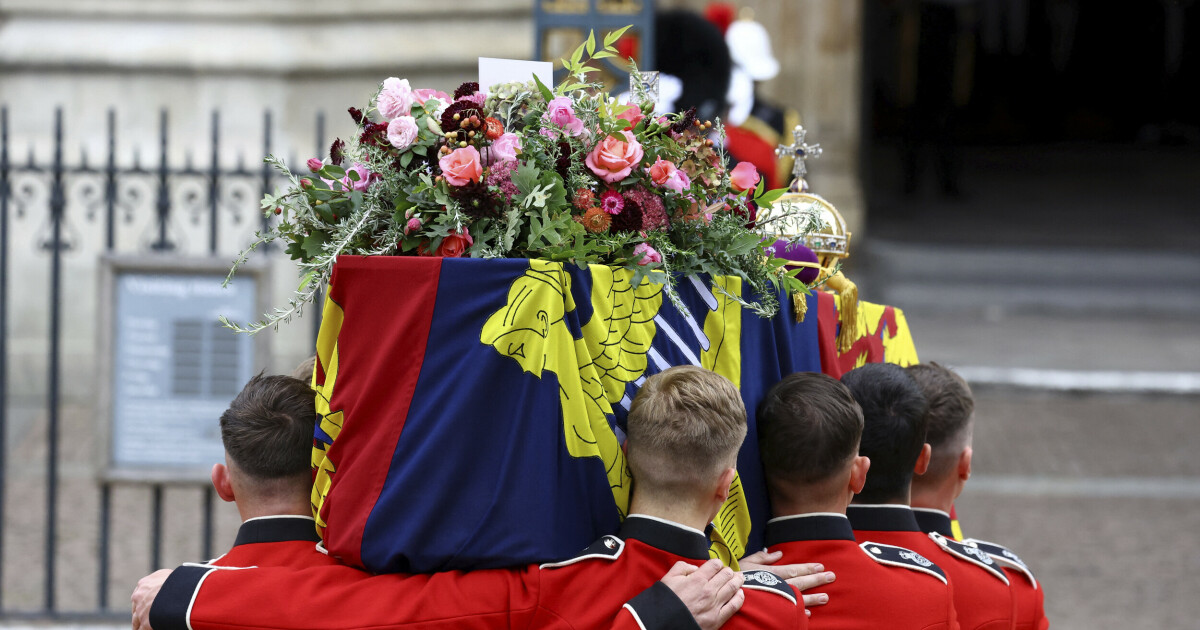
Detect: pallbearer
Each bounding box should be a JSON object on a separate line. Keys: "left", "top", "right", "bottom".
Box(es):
{"left": 907, "top": 363, "right": 1048, "bottom": 630}
{"left": 841, "top": 363, "right": 1017, "bottom": 630}
{"left": 758, "top": 372, "right": 959, "bottom": 629}
{"left": 134, "top": 367, "right": 812, "bottom": 630}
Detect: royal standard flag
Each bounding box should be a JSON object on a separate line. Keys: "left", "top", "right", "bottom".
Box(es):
{"left": 308, "top": 256, "right": 909, "bottom": 573}
{"left": 813, "top": 290, "right": 920, "bottom": 378}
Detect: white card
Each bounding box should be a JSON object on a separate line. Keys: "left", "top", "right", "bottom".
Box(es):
{"left": 478, "top": 58, "right": 555, "bottom": 94}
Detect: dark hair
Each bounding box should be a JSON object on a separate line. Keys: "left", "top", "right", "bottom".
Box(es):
{"left": 906, "top": 362, "right": 974, "bottom": 477}
{"left": 758, "top": 372, "right": 864, "bottom": 485}
{"left": 219, "top": 374, "right": 317, "bottom": 480}
{"left": 840, "top": 363, "right": 929, "bottom": 503}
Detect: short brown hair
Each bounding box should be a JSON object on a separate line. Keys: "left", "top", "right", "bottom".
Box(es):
{"left": 219, "top": 373, "right": 317, "bottom": 480}
{"left": 906, "top": 362, "right": 974, "bottom": 478}
{"left": 758, "top": 372, "right": 864, "bottom": 485}
{"left": 626, "top": 366, "right": 748, "bottom": 493}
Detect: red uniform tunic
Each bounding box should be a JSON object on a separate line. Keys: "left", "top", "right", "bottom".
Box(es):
{"left": 847, "top": 505, "right": 1015, "bottom": 630}
{"left": 150, "top": 515, "right": 806, "bottom": 630}
{"left": 765, "top": 513, "right": 959, "bottom": 630}
{"left": 207, "top": 515, "right": 341, "bottom": 569}
{"left": 913, "top": 508, "right": 1048, "bottom": 630}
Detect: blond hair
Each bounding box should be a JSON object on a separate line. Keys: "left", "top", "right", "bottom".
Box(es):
{"left": 626, "top": 366, "right": 748, "bottom": 495}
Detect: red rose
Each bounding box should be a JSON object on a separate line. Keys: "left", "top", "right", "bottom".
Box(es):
{"left": 435, "top": 228, "right": 473, "bottom": 257}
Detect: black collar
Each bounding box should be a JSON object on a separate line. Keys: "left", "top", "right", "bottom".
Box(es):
{"left": 619, "top": 515, "right": 712, "bottom": 560}
{"left": 765, "top": 513, "right": 856, "bottom": 545}
{"left": 911, "top": 509, "right": 955, "bottom": 537}
{"left": 845, "top": 505, "right": 922, "bottom": 532}
{"left": 233, "top": 516, "right": 321, "bottom": 547}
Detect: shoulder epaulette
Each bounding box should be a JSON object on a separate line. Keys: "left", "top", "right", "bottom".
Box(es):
{"left": 929, "top": 533, "right": 1009, "bottom": 584}
{"left": 965, "top": 538, "right": 1038, "bottom": 589}
{"left": 859, "top": 541, "right": 947, "bottom": 584}
{"left": 539, "top": 535, "right": 624, "bottom": 569}
{"left": 740, "top": 570, "right": 797, "bottom": 605}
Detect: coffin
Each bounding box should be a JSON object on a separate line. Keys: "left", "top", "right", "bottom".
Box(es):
{"left": 307, "top": 256, "right": 918, "bottom": 573}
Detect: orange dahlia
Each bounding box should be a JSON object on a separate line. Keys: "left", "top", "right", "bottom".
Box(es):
{"left": 582, "top": 207, "right": 612, "bottom": 234}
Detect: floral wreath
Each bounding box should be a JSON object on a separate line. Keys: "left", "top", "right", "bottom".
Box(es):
{"left": 223, "top": 28, "right": 818, "bottom": 333}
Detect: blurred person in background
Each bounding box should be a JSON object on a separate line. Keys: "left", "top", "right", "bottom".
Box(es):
{"left": 898, "top": 0, "right": 978, "bottom": 197}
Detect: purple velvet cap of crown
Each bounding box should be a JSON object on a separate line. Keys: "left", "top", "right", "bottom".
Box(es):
{"left": 770, "top": 239, "right": 820, "bottom": 284}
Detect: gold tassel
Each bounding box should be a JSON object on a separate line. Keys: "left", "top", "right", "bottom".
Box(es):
{"left": 792, "top": 290, "right": 808, "bottom": 323}
{"left": 825, "top": 271, "right": 859, "bottom": 353}
{"left": 784, "top": 261, "right": 823, "bottom": 323}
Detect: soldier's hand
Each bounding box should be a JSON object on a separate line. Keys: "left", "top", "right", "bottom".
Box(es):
{"left": 132, "top": 569, "right": 171, "bottom": 630}
{"left": 660, "top": 559, "right": 745, "bottom": 630}
{"left": 740, "top": 549, "right": 834, "bottom": 610}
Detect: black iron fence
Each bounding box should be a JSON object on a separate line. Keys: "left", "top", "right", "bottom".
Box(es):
{"left": 0, "top": 105, "right": 324, "bottom": 618}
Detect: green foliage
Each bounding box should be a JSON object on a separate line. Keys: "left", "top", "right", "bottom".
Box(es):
{"left": 224, "top": 27, "right": 824, "bottom": 334}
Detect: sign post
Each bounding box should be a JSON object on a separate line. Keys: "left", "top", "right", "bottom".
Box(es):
{"left": 98, "top": 256, "right": 271, "bottom": 482}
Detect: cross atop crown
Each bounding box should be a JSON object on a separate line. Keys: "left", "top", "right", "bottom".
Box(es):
{"left": 775, "top": 125, "right": 822, "bottom": 192}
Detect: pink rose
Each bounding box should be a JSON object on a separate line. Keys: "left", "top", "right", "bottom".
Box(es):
{"left": 487, "top": 132, "right": 522, "bottom": 165}
{"left": 436, "top": 229, "right": 473, "bottom": 257}
{"left": 647, "top": 158, "right": 690, "bottom": 192}
{"left": 544, "top": 96, "right": 586, "bottom": 137}
{"left": 438, "top": 146, "right": 483, "bottom": 186}
{"left": 377, "top": 77, "right": 415, "bottom": 119}
{"left": 632, "top": 242, "right": 661, "bottom": 266}
{"left": 413, "top": 88, "right": 451, "bottom": 103}
{"left": 615, "top": 104, "right": 644, "bottom": 129}
{"left": 585, "top": 130, "right": 645, "bottom": 183}
{"left": 648, "top": 158, "right": 676, "bottom": 185}
{"left": 405, "top": 217, "right": 422, "bottom": 234}
{"left": 413, "top": 88, "right": 451, "bottom": 116}
{"left": 730, "top": 161, "right": 761, "bottom": 192}
{"left": 306, "top": 158, "right": 323, "bottom": 172}
{"left": 346, "top": 162, "right": 373, "bottom": 192}
{"left": 387, "top": 116, "right": 419, "bottom": 150}
{"left": 323, "top": 162, "right": 373, "bottom": 192}
{"left": 664, "top": 169, "right": 690, "bottom": 193}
